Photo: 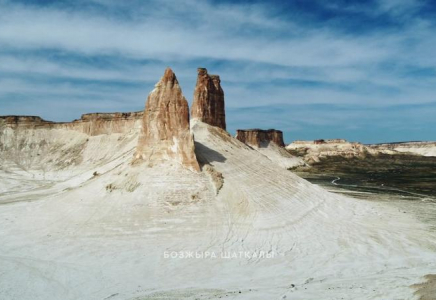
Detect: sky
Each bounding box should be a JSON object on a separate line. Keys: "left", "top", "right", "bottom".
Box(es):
{"left": 0, "top": 0, "right": 435, "bottom": 143}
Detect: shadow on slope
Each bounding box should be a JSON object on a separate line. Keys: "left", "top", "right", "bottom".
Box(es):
{"left": 194, "top": 141, "right": 227, "bottom": 165}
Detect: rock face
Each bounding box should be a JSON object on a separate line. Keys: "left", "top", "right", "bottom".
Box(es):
{"left": 0, "top": 116, "right": 54, "bottom": 128}
{"left": 286, "top": 139, "right": 368, "bottom": 164}
{"left": 236, "top": 129, "right": 285, "bottom": 148}
{"left": 292, "top": 139, "right": 348, "bottom": 145}
{"left": 367, "top": 142, "right": 436, "bottom": 157}
{"left": 135, "top": 68, "right": 200, "bottom": 172}
{"left": 75, "top": 112, "right": 143, "bottom": 135}
{"left": 287, "top": 139, "right": 436, "bottom": 164}
{"left": 191, "top": 68, "right": 226, "bottom": 130}
{"left": 0, "top": 113, "right": 143, "bottom": 135}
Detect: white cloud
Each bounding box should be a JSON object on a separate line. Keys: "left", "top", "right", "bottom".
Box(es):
{"left": 0, "top": 0, "right": 435, "bottom": 136}
{"left": 0, "top": 0, "right": 391, "bottom": 67}
{"left": 377, "top": 0, "right": 423, "bottom": 16}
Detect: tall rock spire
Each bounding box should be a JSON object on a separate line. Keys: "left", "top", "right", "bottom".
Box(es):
{"left": 135, "top": 68, "right": 200, "bottom": 172}
{"left": 191, "top": 68, "right": 226, "bottom": 130}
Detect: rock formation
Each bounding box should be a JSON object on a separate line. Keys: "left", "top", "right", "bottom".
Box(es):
{"left": 0, "top": 113, "right": 143, "bottom": 135}
{"left": 191, "top": 68, "right": 226, "bottom": 130}
{"left": 135, "top": 68, "right": 200, "bottom": 172}
{"left": 0, "top": 116, "right": 54, "bottom": 128}
{"left": 236, "top": 129, "right": 285, "bottom": 148}
{"left": 286, "top": 139, "right": 368, "bottom": 163}
{"left": 76, "top": 112, "right": 143, "bottom": 135}
{"left": 367, "top": 141, "right": 436, "bottom": 157}
{"left": 287, "top": 139, "right": 436, "bottom": 164}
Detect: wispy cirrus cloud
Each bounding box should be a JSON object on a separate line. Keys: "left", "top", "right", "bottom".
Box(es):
{"left": 0, "top": 0, "right": 435, "bottom": 142}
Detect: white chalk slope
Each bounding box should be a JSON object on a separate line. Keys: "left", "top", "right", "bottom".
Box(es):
{"left": 251, "top": 141, "right": 305, "bottom": 169}
{"left": 390, "top": 144, "right": 436, "bottom": 157}
{"left": 0, "top": 121, "right": 435, "bottom": 300}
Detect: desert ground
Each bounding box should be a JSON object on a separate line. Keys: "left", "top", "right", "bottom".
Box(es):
{"left": 1, "top": 119, "right": 436, "bottom": 300}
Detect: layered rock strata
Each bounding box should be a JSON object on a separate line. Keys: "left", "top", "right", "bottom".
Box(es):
{"left": 0, "top": 116, "right": 54, "bottom": 128}
{"left": 191, "top": 68, "right": 226, "bottom": 130}
{"left": 74, "top": 112, "right": 143, "bottom": 135}
{"left": 0, "top": 112, "right": 143, "bottom": 136}
{"left": 286, "top": 140, "right": 368, "bottom": 163}
{"left": 236, "top": 129, "right": 285, "bottom": 148}
{"left": 367, "top": 142, "right": 436, "bottom": 157}
{"left": 134, "top": 68, "right": 200, "bottom": 172}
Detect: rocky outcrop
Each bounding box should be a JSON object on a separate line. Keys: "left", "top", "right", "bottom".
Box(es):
{"left": 236, "top": 129, "right": 285, "bottom": 148}
{"left": 234, "top": 129, "right": 305, "bottom": 168}
{"left": 191, "top": 68, "right": 226, "bottom": 130}
{"left": 0, "top": 116, "right": 54, "bottom": 128}
{"left": 286, "top": 139, "right": 368, "bottom": 164}
{"left": 292, "top": 139, "right": 348, "bottom": 145}
{"left": 73, "top": 112, "right": 143, "bottom": 135}
{"left": 287, "top": 139, "right": 436, "bottom": 164}
{"left": 202, "top": 164, "right": 224, "bottom": 195}
{"left": 0, "top": 112, "right": 143, "bottom": 135}
{"left": 134, "top": 68, "right": 200, "bottom": 172}
{"left": 367, "top": 141, "right": 436, "bottom": 157}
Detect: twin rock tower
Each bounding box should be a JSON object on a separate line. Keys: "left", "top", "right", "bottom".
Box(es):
{"left": 135, "top": 67, "right": 284, "bottom": 172}
{"left": 135, "top": 67, "right": 225, "bottom": 172}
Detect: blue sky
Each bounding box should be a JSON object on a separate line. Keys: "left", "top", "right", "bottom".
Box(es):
{"left": 1, "top": 0, "right": 435, "bottom": 143}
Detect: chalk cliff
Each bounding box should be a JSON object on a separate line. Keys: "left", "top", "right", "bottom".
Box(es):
{"left": 0, "top": 112, "right": 143, "bottom": 135}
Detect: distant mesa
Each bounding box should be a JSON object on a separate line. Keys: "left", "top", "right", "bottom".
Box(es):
{"left": 191, "top": 68, "right": 226, "bottom": 130}
{"left": 134, "top": 68, "right": 200, "bottom": 172}
{"left": 292, "top": 139, "right": 349, "bottom": 145}
{"left": 236, "top": 129, "right": 285, "bottom": 148}
{"left": 312, "top": 139, "right": 348, "bottom": 145}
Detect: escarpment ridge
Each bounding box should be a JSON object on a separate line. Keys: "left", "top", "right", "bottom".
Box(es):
{"left": 0, "top": 112, "right": 143, "bottom": 135}
{"left": 286, "top": 139, "right": 436, "bottom": 163}
{"left": 367, "top": 141, "right": 436, "bottom": 157}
